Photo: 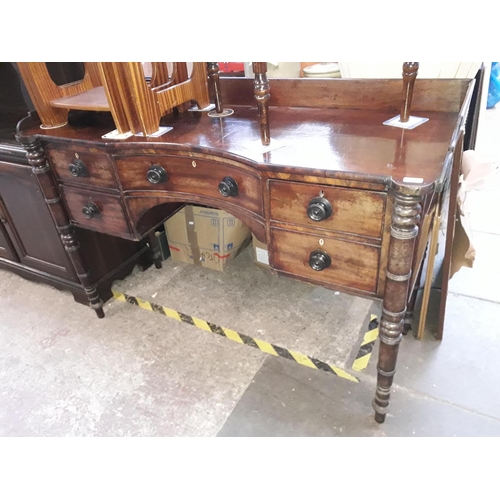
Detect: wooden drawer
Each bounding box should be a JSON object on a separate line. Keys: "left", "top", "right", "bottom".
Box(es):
{"left": 271, "top": 228, "right": 379, "bottom": 294}
{"left": 269, "top": 180, "right": 386, "bottom": 239}
{"left": 114, "top": 155, "right": 263, "bottom": 215}
{"left": 46, "top": 148, "right": 116, "bottom": 189}
{"left": 61, "top": 185, "right": 130, "bottom": 236}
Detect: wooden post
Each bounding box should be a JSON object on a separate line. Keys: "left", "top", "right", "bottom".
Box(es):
{"left": 373, "top": 183, "right": 422, "bottom": 422}
{"left": 252, "top": 62, "right": 271, "bottom": 146}
{"left": 400, "top": 62, "right": 419, "bottom": 123}
{"left": 207, "top": 62, "right": 223, "bottom": 114}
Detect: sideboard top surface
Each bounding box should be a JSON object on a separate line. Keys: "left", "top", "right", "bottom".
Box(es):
{"left": 24, "top": 105, "right": 460, "bottom": 188}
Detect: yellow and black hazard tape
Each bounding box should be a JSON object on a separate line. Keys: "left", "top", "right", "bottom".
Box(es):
{"left": 352, "top": 314, "right": 379, "bottom": 372}
{"left": 112, "top": 290, "right": 359, "bottom": 383}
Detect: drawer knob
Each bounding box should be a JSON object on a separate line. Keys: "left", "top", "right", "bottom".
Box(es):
{"left": 68, "top": 159, "right": 88, "bottom": 178}
{"left": 307, "top": 197, "right": 333, "bottom": 221}
{"left": 82, "top": 202, "right": 100, "bottom": 219}
{"left": 309, "top": 250, "right": 331, "bottom": 271}
{"left": 147, "top": 165, "right": 168, "bottom": 184}
{"left": 219, "top": 176, "right": 238, "bottom": 197}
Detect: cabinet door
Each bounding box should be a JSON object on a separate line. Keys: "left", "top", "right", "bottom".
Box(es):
{"left": 0, "top": 161, "right": 76, "bottom": 280}
{"left": 0, "top": 200, "right": 19, "bottom": 261}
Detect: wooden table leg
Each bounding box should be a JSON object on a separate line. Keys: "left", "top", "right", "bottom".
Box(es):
{"left": 17, "top": 134, "right": 105, "bottom": 318}
{"left": 147, "top": 231, "right": 163, "bottom": 269}
{"left": 373, "top": 187, "right": 422, "bottom": 422}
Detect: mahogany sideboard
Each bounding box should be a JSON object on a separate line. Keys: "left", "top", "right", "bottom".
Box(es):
{"left": 15, "top": 74, "right": 474, "bottom": 423}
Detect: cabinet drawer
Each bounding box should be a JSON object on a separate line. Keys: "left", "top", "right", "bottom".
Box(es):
{"left": 271, "top": 228, "right": 379, "bottom": 294}
{"left": 115, "top": 155, "right": 263, "bottom": 216}
{"left": 269, "top": 180, "right": 386, "bottom": 239}
{"left": 61, "top": 186, "right": 130, "bottom": 236}
{"left": 46, "top": 148, "right": 116, "bottom": 189}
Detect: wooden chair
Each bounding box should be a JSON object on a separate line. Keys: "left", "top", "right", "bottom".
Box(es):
{"left": 16, "top": 62, "right": 211, "bottom": 136}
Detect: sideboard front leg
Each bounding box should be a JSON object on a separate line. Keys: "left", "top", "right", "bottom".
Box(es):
{"left": 373, "top": 189, "right": 422, "bottom": 422}
{"left": 17, "top": 135, "right": 105, "bottom": 318}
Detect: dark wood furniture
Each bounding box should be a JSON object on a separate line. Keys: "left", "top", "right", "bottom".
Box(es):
{"left": 0, "top": 63, "right": 152, "bottom": 309}
{"left": 15, "top": 64, "right": 474, "bottom": 423}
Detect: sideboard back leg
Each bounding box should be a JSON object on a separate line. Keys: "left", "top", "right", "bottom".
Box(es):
{"left": 16, "top": 134, "right": 105, "bottom": 318}
{"left": 373, "top": 187, "right": 422, "bottom": 422}
{"left": 147, "top": 231, "right": 163, "bottom": 269}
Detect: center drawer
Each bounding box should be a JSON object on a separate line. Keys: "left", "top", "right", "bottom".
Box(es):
{"left": 114, "top": 155, "right": 263, "bottom": 216}
{"left": 269, "top": 180, "right": 386, "bottom": 239}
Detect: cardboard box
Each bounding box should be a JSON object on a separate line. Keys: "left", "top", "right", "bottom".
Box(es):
{"left": 165, "top": 205, "right": 251, "bottom": 272}
{"left": 252, "top": 234, "right": 270, "bottom": 269}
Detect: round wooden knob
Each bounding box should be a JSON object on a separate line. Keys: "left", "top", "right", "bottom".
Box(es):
{"left": 218, "top": 176, "right": 238, "bottom": 197}
{"left": 307, "top": 197, "right": 333, "bottom": 221}
{"left": 309, "top": 250, "right": 331, "bottom": 271}
{"left": 68, "top": 159, "right": 88, "bottom": 177}
{"left": 82, "top": 202, "right": 100, "bottom": 219}
{"left": 147, "top": 165, "right": 168, "bottom": 184}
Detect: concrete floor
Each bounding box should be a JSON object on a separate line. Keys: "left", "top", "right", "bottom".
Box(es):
{"left": 1, "top": 106, "right": 499, "bottom": 437}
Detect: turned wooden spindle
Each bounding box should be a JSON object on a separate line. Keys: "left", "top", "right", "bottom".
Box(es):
{"left": 400, "top": 62, "right": 419, "bottom": 122}
{"left": 207, "top": 62, "right": 223, "bottom": 113}
{"left": 252, "top": 62, "right": 271, "bottom": 146}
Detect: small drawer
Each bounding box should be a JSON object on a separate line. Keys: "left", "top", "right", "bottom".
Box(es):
{"left": 114, "top": 155, "right": 263, "bottom": 216}
{"left": 271, "top": 228, "right": 379, "bottom": 294}
{"left": 269, "top": 180, "right": 386, "bottom": 239}
{"left": 61, "top": 185, "right": 130, "bottom": 236}
{"left": 46, "top": 148, "right": 116, "bottom": 189}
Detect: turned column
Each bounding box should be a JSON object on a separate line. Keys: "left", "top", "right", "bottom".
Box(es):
{"left": 373, "top": 185, "right": 422, "bottom": 422}
{"left": 252, "top": 62, "right": 271, "bottom": 146}
{"left": 16, "top": 134, "right": 105, "bottom": 318}
{"left": 400, "top": 62, "right": 419, "bottom": 123}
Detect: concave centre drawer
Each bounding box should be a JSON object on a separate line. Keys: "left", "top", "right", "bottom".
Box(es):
{"left": 269, "top": 180, "right": 386, "bottom": 239}
{"left": 114, "top": 155, "right": 263, "bottom": 215}
{"left": 271, "top": 228, "right": 379, "bottom": 294}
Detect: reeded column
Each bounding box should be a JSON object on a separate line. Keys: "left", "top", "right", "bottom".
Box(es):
{"left": 373, "top": 186, "right": 422, "bottom": 422}
{"left": 252, "top": 62, "right": 271, "bottom": 146}
{"left": 16, "top": 134, "right": 105, "bottom": 318}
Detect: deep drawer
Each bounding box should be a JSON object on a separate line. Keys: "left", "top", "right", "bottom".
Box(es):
{"left": 61, "top": 185, "right": 130, "bottom": 236}
{"left": 271, "top": 227, "right": 380, "bottom": 294}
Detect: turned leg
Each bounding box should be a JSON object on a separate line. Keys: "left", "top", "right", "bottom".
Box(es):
{"left": 400, "top": 62, "right": 419, "bottom": 122}
{"left": 373, "top": 187, "right": 422, "bottom": 423}
{"left": 208, "top": 62, "right": 223, "bottom": 114}
{"left": 147, "top": 231, "right": 162, "bottom": 269}
{"left": 207, "top": 63, "right": 234, "bottom": 118}
{"left": 17, "top": 134, "right": 104, "bottom": 318}
{"left": 252, "top": 62, "right": 271, "bottom": 146}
